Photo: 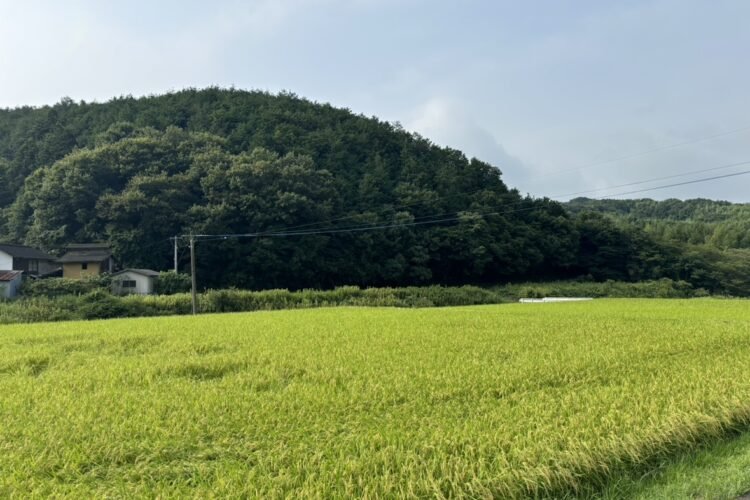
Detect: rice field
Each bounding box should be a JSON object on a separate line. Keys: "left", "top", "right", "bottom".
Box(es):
{"left": 0, "top": 299, "right": 749, "bottom": 497}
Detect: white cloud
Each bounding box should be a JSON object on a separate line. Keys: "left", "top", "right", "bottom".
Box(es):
{"left": 407, "top": 97, "right": 531, "bottom": 188}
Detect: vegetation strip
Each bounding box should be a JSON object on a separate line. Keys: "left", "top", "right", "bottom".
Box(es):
{"left": 0, "top": 299, "right": 748, "bottom": 496}
{"left": 3, "top": 279, "right": 699, "bottom": 324}
{"left": 595, "top": 427, "right": 750, "bottom": 499}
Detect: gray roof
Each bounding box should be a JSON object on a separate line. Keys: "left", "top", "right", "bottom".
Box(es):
{"left": 113, "top": 268, "right": 160, "bottom": 278}
{"left": 57, "top": 244, "right": 112, "bottom": 264}
{"left": 0, "top": 243, "right": 55, "bottom": 261}
{"left": 66, "top": 243, "right": 111, "bottom": 250}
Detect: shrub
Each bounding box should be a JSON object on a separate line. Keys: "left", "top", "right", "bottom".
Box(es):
{"left": 77, "top": 290, "right": 129, "bottom": 320}
{"left": 495, "top": 278, "right": 700, "bottom": 300}
{"left": 155, "top": 271, "right": 192, "bottom": 295}
{"left": 21, "top": 275, "right": 111, "bottom": 298}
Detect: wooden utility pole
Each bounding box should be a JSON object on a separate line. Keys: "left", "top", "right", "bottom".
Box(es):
{"left": 190, "top": 234, "right": 197, "bottom": 315}
{"left": 173, "top": 237, "right": 179, "bottom": 273}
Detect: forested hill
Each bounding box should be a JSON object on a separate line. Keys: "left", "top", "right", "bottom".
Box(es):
{"left": 566, "top": 198, "right": 750, "bottom": 249}
{"left": 0, "top": 88, "right": 578, "bottom": 289}
{"left": 0, "top": 88, "right": 747, "bottom": 293}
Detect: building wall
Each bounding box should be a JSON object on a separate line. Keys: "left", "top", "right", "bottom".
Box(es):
{"left": 12, "top": 258, "right": 59, "bottom": 276}
{"left": 112, "top": 272, "right": 155, "bottom": 295}
{"left": 9, "top": 275, "right": 21, "bottom": 298}
{"left": 62, "top": 262, "right": 103, "bottom": 280}
{"left": 0, "top": 275, "right": 22, "bottom": 298}
{"left": 38, "top": 260, "right": 60, "bottom": 276}
{"left": 0, "top": 251, "right": 12, "bottom": 270}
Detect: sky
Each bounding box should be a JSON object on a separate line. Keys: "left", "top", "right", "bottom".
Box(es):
{"left": 1, "top": 0, "right": 749, "bottom": 201}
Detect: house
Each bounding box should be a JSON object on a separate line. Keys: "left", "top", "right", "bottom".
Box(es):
{"left": 0, "top": 270, "right": 24, "bottom": 299}
{"left": 58, "top": 243, "right": 114, "bottom": 279}
{"left": 0, "top": 243, "right": 58, "bottom": 277}
{"left": 111, "top": 269, "right": 160, "bottom": 295}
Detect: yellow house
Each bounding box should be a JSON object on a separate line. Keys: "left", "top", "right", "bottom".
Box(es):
{"left": 57, "top": 244, "right": 114, "bottom": 280}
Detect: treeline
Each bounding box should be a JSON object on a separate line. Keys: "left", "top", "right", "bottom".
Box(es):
{"left": 566, "top": 198, "right": 750, "bottom": 295}
{"left": 0, "top": 89, "right": 747, "bottom": 294}
{"left": 567, "top": 197, "right": 750, "bottom": 249}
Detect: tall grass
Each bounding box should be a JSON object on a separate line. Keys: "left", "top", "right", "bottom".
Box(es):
{"left": 0, "top": 300, "right": 748, "bottom": 496}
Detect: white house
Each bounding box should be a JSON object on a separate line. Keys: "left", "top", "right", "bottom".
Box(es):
{"left": 111, "top": 269, "right": 160, "bottom": 295}
{"left": 0, "top": 243, "right": 58, "bottom": 277}
{"left": 0, "top": 270, "right": 24, "bottom": 299}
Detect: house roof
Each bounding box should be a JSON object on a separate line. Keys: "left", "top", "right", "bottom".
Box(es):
{"left": 57, "top": 243, "right": 112, "bottom": 264}
{"left": 66, "top": 243, "right": 111, "bottom": 250}
{"left": 0, "top": 270, "right": 23, "bottom": 281}
{"left": 113, "top": 268, "right": 160, "bottom": 278}
{"left": 0, "top": 243, "right": 55, "bottom": 261}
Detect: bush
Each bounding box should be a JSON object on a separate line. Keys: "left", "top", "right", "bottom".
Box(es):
{"left": 77, "top": 290, "right": 129, "bottom": 320}
{"left": 21, "top": 275, "right": 112, "bottom": 298}
{"left": 0, "top": 297, "right": 78, "bottom": 324}
{"left": 495, "top": 278, "right": 701, "bottom": 300}
{"left": 154, "top": 271, "right": 191, "bottom": 295}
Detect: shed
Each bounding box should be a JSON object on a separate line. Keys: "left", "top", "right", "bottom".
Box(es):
{"left": 0, "top": 270, "right": 24, "bottom": 299}
{"left": 112, "top": 269, "right": 160, "bottom": 295}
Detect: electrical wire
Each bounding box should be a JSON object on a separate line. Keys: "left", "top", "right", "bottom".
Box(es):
{"left": 543, "top": 124, "right": 750, "bottom": 177}
{"left": 221, "top": 160, "right": 750, "bottom": 237}
{"left": 252, "top": 153, "right": 750, "bottom": 237}
{"left": 553, "top": 159, "right": 750, "bottom": 198}
{"left": 188, "top": 168, "right": 750, "bottom": 241}
{"left": 593, "top": 169, "right": 750, "bottom": 199}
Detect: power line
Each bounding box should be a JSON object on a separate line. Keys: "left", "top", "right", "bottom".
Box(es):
{"left": 268, "top": 168, "right": 750, "bottom": 236}
{"left": 123, "top": 124, "right": 750, "bottom": 250}
{"left": 245, "top": 159, "right": 750, "bottom": 238}
{"left": 189, "top": 167, "right": 750, "bottom": 241}
{"left": 251, "top": 135, "right": 750, "bottom": 238}
{"left": 183, "top": 165, "right": 750, "bottom": 311}
{"left": 593, "top": 169, "right": 750, "bottom": 199}
{"left": 543, "top": 124, "right": 750, "bottom": 177}
{"left": 554, "top": 159, "right": 750, "bottom": 198}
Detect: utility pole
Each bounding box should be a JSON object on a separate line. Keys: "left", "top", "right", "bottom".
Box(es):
{"left": 190, "top": 234, "right": 197, "bottom": 315}
{"left": 173, "top": 237, "right": 179, "bottom": 273}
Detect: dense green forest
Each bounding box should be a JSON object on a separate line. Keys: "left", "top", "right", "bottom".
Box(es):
{"left": 565, "top": 198, "right": 750, "bottom": 295}
{"left": 0, "top": 88, "right": 747, "bottom": 293}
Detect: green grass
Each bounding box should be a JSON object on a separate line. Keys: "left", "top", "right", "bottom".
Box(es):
{"left": 598, "top": 429, "right": 750, "bottom": 499}
{"left": 0, "top": 299, "right": 749, "bottom": 497}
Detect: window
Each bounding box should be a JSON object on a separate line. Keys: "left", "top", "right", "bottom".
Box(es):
{"left": 122, "top": 280, "right": 137, "bottom": 288}
{"left": 29, "top": 260, "right": 39, "bottom": 272}
{"left": 81, "top": 263, "right": 88, "bottom": 270}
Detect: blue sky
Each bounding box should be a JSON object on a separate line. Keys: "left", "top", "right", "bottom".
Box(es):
{"left": 1, "top": 0, "right": 749, "bottom": 201}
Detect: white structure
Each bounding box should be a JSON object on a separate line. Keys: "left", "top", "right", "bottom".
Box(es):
{"left": 0, "top": 271, "right": 24, "bottom": 299}
{"left": 111, "top": 269, "right": 160, "bottom": 295}
{"left": 519, "top": 297, "right": 593, "bottom": 303}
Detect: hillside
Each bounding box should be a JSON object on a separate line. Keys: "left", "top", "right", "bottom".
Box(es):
{"left": 0, "top": 88, "right": 746, "bottom": 292}
{"left": 0, "top": 89, "right": 582, "bottom": 289}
